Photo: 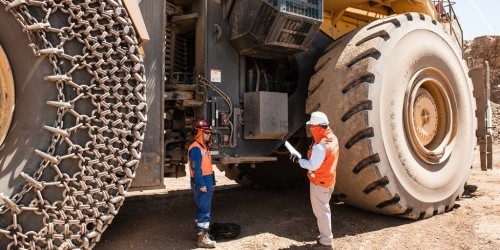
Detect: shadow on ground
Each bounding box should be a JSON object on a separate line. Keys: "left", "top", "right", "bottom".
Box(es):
{"left": 96, "top": 184, "right": 413, "bottom": 250}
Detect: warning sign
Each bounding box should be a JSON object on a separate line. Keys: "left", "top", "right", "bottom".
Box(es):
{"left": 211, "top": 69, "right": 221, "bottom": 83}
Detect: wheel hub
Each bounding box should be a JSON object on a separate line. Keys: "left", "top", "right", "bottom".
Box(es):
{"left": 412, "top": 90, "right": 438, "bottom": 146}
{"left": 0, "top": 44, "right": 15, "bottom": 147}
{"left": 405, "top": 67, "right": 457, "bottom": 165}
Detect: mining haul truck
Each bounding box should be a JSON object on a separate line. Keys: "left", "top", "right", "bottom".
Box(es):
{"left": 0, "top": 0, "right": 493, "bottom": 248}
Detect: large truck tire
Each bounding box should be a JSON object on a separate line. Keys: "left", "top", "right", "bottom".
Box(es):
{"left": 307, "top": 13, "right": 476, "bottom": 219}
{"left": 0, "top": 0, "right": 146, "bottom": 249}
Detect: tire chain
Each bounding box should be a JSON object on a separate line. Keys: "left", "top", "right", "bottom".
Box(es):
{"left": 0, "top": 0, "right": 146, "bottom": 249}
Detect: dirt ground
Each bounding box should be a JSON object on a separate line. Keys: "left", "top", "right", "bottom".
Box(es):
{"left": 95, "top": 146, "right": 500, "bottom": 250}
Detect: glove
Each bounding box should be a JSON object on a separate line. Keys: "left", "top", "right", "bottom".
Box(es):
{"left": 289, "top": 153, "right": 300, "bottom": 163}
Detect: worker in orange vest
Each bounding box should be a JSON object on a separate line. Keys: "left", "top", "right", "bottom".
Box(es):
{"left": 188, "top": 119, "right": 216, "bottom": 248}
{"left": 290, "top": 111, "right": 339, "bottom": 249}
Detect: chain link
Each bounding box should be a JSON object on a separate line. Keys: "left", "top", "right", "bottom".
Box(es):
{"left": 0, "top": 0, "right": 146, "bottom": 249}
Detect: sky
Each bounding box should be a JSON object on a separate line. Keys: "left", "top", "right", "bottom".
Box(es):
{"left": 452, "top": 0, "right": 500, "bottom": 40}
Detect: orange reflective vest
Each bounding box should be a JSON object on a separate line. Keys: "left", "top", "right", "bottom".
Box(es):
{"left": 307, "top": 138, "right": 339, "bottom": 188}
{"left": 188, "top": 141, "right": 213, "bottom": 177}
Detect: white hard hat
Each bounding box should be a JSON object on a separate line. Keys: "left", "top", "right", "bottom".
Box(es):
{"left": 306, "top": 111, "right": 329, "bottom": 125}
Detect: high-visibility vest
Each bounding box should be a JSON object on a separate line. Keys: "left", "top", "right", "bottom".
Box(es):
{"left": 188, "top": 141, "right": 213, "bottom": 177}
{"left": 307, "top": 138, "right": 339, "bottom": 188}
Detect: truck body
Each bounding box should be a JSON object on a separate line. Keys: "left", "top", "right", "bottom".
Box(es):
{"left": 0, "top": 0, "right": 491, "bottom": 248}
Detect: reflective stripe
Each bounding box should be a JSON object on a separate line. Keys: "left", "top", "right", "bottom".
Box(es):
{"left": 197, "top": 221, "right": 210, "bottom": 229}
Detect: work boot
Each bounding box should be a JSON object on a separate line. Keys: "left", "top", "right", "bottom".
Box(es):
{"left": 197, "top": 231, "right": 216, "bottom": 248}
{"left": 311, "top": 242, "right": 334, "bottom": 250}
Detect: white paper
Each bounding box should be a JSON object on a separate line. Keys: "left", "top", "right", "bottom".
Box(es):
{"left": 284, "top": 141, "right": 301, "bottom": 159}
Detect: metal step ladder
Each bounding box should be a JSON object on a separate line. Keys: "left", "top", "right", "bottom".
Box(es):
{"left": 469, "top": 60, "right": 493, "bottom": 171}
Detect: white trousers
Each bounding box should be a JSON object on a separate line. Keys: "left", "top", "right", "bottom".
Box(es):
{"left": 310, "top": 182, "right": 334, "bottom": 246}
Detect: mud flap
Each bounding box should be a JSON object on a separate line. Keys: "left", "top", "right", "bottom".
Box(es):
{"left": 469, "top": 61, "right": 493, "bottom": 170}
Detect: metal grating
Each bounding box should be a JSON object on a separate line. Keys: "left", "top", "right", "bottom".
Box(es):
{"left": 275, "top": 18, "right": 312, "bottom": 45}
{"left": 230, "top": 0, "right": 322, "bottom": 58}
{"left": 266, "top": 0, "right": 322, "bottom": 20}
{"left": 251, "top": 3, "right": 277, "bottom": 38}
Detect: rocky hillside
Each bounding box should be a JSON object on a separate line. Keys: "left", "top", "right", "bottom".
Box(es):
{"left": 464, "top": 36, "right": 500, "bottom": 144}
{"left": 464, "top": 36, "right": 500, "bottom": 103}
